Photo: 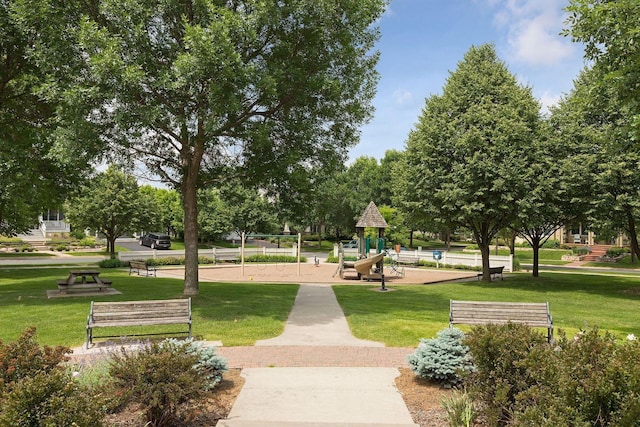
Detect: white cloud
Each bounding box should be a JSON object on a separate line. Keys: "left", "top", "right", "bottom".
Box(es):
{"left": 392, "top": 88, "right": 414, "bottom": 106}
{"left": 489, "top": 0, "right": 574, "bottom": 66}
{"left": 538, "top": 90, "right": 561, "bottom": 114}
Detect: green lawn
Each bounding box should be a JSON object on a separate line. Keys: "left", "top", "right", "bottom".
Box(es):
{"left": 334, "top": 272, "right": 640, "bottom": 347}
{"left": 0, "top": 268, "right": 298, "bottom": 348}
{"left": 1, "top": 268, "right": 639, "bottom": 350}
{"left": 469, "top": 248, "right": 573, "bottom": 265}
{"left": 0, "top": 252, "right": 56, "bottom": 258}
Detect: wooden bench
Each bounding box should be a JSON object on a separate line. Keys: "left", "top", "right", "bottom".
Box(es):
{"left": 477, "top": 266, "right": 504, "bottom": 281}
{"left": 449, "top": 300, "right": 554, "bottom": 342}
{"left": 86, "top": 298, "right": 192, "bottom": 348}
{"left": 129, "top": 260, "right": 157, "bottom": 277}
{"left": 214, "top": 253, "right": 239, "bottom": 264}
{"left": 396, "top": 255, "right": 420, "bottom": 267}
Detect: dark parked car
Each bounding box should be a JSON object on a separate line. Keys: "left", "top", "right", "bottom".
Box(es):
{"left": 140, "top": 232, "right": 171, "bottom": 249}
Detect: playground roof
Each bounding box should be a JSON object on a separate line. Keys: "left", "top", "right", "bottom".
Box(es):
{"left": 355, "top": 201, "right": 388, "bottom": 229}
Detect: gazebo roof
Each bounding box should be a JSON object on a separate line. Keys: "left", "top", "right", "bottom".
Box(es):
{"left": 355, "top": 201, "right": 388, "bottom": 229}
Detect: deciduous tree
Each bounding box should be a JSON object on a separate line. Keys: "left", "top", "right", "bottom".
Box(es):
{"left": 64, "top": 167, "right": 145, "bottom": 259}
{"left": 77, "top": 0, "right": 385, "bottom": 294}
{"left": 401, "top": 44, "right": 541, "bottom": 280}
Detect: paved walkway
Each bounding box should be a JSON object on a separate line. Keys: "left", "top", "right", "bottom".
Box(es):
{"left": 217, "top": 283, "right": 419, "bottom": 427}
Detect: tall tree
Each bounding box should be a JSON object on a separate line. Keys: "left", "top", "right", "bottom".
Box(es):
{"left": 0, "top": 0, "right": 97, "bottom": 235}
{"left": 64, "top": 166, "right": 145, "bottom": 259}
{"left": 565, "top": 0, "right": 640, "bottom": 142}
{"left": 401, "top": 44, "right": 541, "bottom": 281}
{"left": 77, "top": 0, "right": 385, "bottom": 294}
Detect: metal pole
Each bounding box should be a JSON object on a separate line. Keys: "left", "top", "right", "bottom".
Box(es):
{"left": 241, "top": 232, "right": 245, "bottom": 276}
{"left": 297, "top": 233, "right": 301, "bottom": 276}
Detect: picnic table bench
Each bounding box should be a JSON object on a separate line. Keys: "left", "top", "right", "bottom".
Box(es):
{"left": 477, "top": 266, "right": 504, "bottom": 281}
{"left": 57, "top": 270, "right": 112, "bottom": 293}
{"left": 86, "top": 298, "right": 192, "bottom": 348}
{"left": 449, "top": 299, "right": 554, "bottom": 342}
{"left": 129, "top": 260, "right": 157, "bottom": 277}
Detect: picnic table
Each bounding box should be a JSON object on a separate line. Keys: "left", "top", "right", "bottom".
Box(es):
{"left": 57, "top": 270, "right": 112, "bottom": 294}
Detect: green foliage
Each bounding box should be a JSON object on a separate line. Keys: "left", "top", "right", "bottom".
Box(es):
{"left": 0, "top": 327, "right": 103, "bottom": 426}
{"left": 0, "top": 327, "right": 70, "bottom": 394}
{"left": 144, "top": 256, "right": 216, "bottom": 266}
{"left": 440, "top": 391, "right": 477, "bottom": 427}
{"left": 243, "top": 255, "right": 305, "bottom": 263}
{"left": 160, "top": 338, "right": 227, "bottom": 391}
{"left": 465, "top": 325, "right": 640, "bottom": 427}
{"left": 64, "top": 166, "right": 145, "bottom": 259}
{"left": 98, "top": 258, "right": 125, "bottom": 268}
{"left": 541, "top": 239, "right": 559, "bottom": 248}
{"left": 398, "top": 44, "right": 541, "bottom": 275}
{"left": 407, "top": 328, "right": 475, "bottom": 388}
{"left": 0, "top": 369, "right": 105, "bottom": 427}
{"left": 573, "top": 246, "right": 590, "bottom": 255}
{"left": 605, "top": 247, "right": 628, "bottom": 258}
{"left": 108, "top": 338, "right": 227, "bottom": 426}
{"left": 463, "top": 323, "right": 551, "bottom": 426}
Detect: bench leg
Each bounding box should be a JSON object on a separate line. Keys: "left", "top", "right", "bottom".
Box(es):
{"left": 86, "top": 328, "right": 92, "bottom": 349}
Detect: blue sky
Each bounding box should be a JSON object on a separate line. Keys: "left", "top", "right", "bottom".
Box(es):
{"left": 350, "top": 0, "right": 587, "bottom": 162}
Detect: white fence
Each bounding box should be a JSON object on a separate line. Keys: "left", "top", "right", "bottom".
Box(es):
{"left": 117, "top": 246, "right": 298, "bottom": 262}
{"left": 335, "top": 246, "right": 513, "bottom": 272}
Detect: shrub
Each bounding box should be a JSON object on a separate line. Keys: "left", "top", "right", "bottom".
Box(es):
{"left": 0, "top": 327, "right": 104, "bottom": 426}
{"left": 244, "top": 254, "right": 306, "bottom": 263}
{"left": 573, "top": 246, "right": 590, "bottom": 256}
{"left": 98, "top": 258, "right": 124, "bottom": 268}
{"left": 108, "top": 338, "right": 227, "bottom": 426}
{"left": 144, "top": 256, "right": 215, "bottom": 266}
{"left": 77, "top": 237, "right": 97, "bottom": 247}
{"left": 605, "top": 247, "right": 628, "bottom": 258}
{"left": 511, "top": 328, "right": 640, "bottom": 427}
{"left": 160, "top": 338, "right": 227, "bottom": 390}
{"left": 463, "top": 323, "right": 549, "bottom": 426}
{"left": 0, "top": 327, "right": 70, "bottom": 394}
{"left": 465, "top": 325, "right": 640, "bottom": 427}
{"left": 541, "top": 239, "right": 559, "bottom": 248}
{"left": 0, "top": 369, "right": 105, "bottom": 427}
{"left": 407, "top": 328, "right": 475, "bottom": 388}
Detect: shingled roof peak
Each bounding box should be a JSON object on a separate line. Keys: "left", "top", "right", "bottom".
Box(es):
{"left": 355, "top": 201, "right": 388, "bottom": 228}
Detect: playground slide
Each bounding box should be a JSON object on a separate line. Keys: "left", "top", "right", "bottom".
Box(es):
{"left": 353, "top": 252, "right": 385, "bottom": 280}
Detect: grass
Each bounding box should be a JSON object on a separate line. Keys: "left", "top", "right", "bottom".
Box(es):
{"left": 468, "top": 247, "right": 573, "bottom": 266}
{"left": 0, "top": 252, "right": 56, "bottom": 258}
{"left": 334, "top": 272, "right": 640, "bottom": 347}
{"left": 0, "top": 268, "right": 298, "bottom": 348}
{"left": 1, "top": 267, "right": 639, "bottom": 350}
{"left": 587, "top": 254, "right": 640, "bottom": 269}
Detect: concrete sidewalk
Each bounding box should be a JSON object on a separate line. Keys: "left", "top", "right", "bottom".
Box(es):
{"left": 217, "top": 283, "right": 419, "bottom": 427}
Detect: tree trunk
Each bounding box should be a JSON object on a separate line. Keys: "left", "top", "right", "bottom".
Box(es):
{"left": 479, "top": 239, "right": 491, "bottom": 282}
{"left": 108, "top": 235, "right": 117, "bottom": 259}
{"left": 531, "top": 236, "right": 541, "bottom": 278}
{"left": 627, "top": 211, "right": 640, "bottom": 263}
{"left": 182, "top": 170, "right": 200, "bottom": 295}
{"left": 509, "top": 230, "right": 516, "bottom": 256}
{"left": 409, "top": 229, "right": 414, "bottom": 248}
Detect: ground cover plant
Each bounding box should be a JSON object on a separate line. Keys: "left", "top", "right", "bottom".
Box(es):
{"left": 333, "top": 272, "right": 640, "bottom": 347}
{"left": 0, "top": 268, "right": 298, "bottom": 347}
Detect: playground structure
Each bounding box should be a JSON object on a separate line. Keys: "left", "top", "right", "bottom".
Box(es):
{"left": 334, "top": 201, "right": 389, "bottom": 282}
{"left": 354, "top": 252, "right": 385, "bottom": 280}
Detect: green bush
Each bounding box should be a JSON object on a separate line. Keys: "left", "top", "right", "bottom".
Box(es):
{"left": 144, "top": 256, "right": 216, "bottom": 266}
{"left": 463, "top": 323, "right": 549, "bottom": 426}
{"left": 605, "top": 247, "right": 628, "bottom": 258}
{"left": 573, "top": 246, "right": 590, "bottom": 256}
{"left": 108, "top": 338, "right": 227, "bottom": 427}
{"left": 0, "top": 327, "right": 104, "bottom": 426}
{"left": 77, "top": 237, "right": 97, "bottom": 247}
{"left": 160, "top": 338, "right": 227, "bottom": 390}
{"left": 244, "top": 254, "right": 306, "bottom": 263}
{"left": 0, "top": 369, "right": 105, "bottom": 427}
{"left": 511, "top": 329, "right": 640, "bottom": 427}
{"left": 98, "top": 258, "right": 124, "bottom": 268}
{"left": 70, "top": 229, "right": 86, "bottom": 240}
{"left": 407, "top": 328, "right": 475, "bottom": 388}
{"left": 0, "top": 327, "right": 70, "bottom": 394}
{"left": 464, "top": 325, "right": 640, "bottom": 427}
{"left": 541, "top": 239, "right": 559, "bottom": 248}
